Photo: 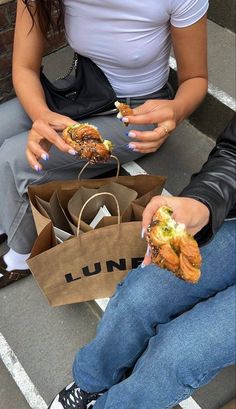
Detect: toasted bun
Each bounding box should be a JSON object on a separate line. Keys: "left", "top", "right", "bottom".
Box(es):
{"left": 62, "top": 123, "right": 113, "bottom": 163}
{"left": 146, "top": 206, "right": 202, "bottom": 283}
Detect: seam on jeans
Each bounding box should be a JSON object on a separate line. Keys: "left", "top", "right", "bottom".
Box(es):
{"left": 189, "top": 360, "right": 235, "bottom": 389}
{"left": 7, "top": 199, "right": 29, "bottom": 250}
{"left": 166, "top": 360, "right": 235, "bottom": 409}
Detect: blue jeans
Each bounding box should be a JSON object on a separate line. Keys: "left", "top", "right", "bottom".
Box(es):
{"left": 73, "top": 220, "right": 236, "bottom": 409}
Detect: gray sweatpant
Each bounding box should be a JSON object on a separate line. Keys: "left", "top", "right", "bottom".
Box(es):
{"left": 0, "top": 86, "right": 171, "bottom": 253}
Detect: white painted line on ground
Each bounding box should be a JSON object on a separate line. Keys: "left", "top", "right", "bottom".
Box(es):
{"left": 122, "top": 161, "right": 148, "bottom": 175}
{"left": 0, "top": 332, "right": 47, "bottom": 409}
{"left": 179, "top": 397, "right": 202, "bottom": 409}
{"left": 121, "top": 161, "right": 171, "bottom": 196}
{"left": 96, "top": 160, "right": 202, "bottom": 409}
{"left": 169, "top": 56, "right": 236, "bottom": 112}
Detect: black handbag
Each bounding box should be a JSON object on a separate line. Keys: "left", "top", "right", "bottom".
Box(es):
{"left": 40, "top": 53, "right": 117, "bottom": 120}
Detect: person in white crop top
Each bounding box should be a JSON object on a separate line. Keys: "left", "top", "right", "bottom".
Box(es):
{"left": 0, "top": 0, "right": 208, "bottom": 286}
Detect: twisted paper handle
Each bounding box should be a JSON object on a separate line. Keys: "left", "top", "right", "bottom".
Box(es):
{"left": 78, "top": 155, "right": 120, "bottom": 180}
{"left": 77, "top": 191, "right": 121, "bottom": 236}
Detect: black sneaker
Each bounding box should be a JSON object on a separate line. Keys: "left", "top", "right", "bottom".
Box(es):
{"left": 48, "top": 382, "right": 103, "bottom": 409}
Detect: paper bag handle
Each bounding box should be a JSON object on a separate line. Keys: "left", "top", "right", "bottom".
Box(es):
{"left": 77, "top": 192, "right": 121, "bottom": 236}
{"left": 78, "top": 155, "right": 120, "bottom": 180}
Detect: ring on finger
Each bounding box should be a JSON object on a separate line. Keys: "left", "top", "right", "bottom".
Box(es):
{"left": 159, "top": 125, "right": 169, "bottom": 136}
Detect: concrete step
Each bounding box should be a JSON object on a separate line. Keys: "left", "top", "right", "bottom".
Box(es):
{"left": 208, "top": 0, "right": 236, "bottom": 33}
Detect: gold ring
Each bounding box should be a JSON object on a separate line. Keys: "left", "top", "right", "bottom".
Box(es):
{"left": 160, "top": 125, "right": 169, "bottom": 135}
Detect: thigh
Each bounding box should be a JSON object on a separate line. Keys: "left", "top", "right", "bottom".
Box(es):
{"left": 0, "top": 98, "right": 31, "bottom": 145}
{"left": 105, "top": 220, "right": 236, "bottom": 325}
{"left": 96, "top": 285, "right": 236, "bottom": 409}
{"left": 0, "top": 130, "right": 86, "bottom": 195}
{"left": 134, "top": 283, "right": 236, "bottom": 385}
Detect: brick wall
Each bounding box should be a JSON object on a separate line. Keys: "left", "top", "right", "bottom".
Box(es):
{"left": 0, "top": 0, "right": 66, "bottom": 104}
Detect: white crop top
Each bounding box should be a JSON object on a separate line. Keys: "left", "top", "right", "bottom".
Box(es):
{"left": 63, "top": 0, "right": 208, "bottom": 97}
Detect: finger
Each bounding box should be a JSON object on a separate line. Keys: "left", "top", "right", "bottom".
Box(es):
{"left": 132, "top": 100, "right": 167, "bottom": 115}
{"left": 32, "top": 120, "right": 75, "bottom": 153}
{"left": 26, "top": 148, "right": 43, "bottom": 172}
{"left": 128, "top": 138, "right": 166, "bottom": 153}
{"left": 28, "top": 139, "right": 50, "bottom": 161}
{"left": 125, "top": 107, "right": 174, "bottom": 125}
{"left": 49, "top": 117, "right": 77, "bottom": 131}
{"left": 127, "top": 127, "right": 169, "bottom": 142}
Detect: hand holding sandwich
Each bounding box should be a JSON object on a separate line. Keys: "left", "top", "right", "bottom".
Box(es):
{"left": 142, "top": 196, "right": 210, "bottom": 267}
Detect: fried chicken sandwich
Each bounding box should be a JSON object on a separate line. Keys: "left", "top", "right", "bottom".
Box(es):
{"left": 146, "top": 206, "right": 202, "bottom": 283}
{"left": 62, "top": 123, "right": 113, "bottom": 163}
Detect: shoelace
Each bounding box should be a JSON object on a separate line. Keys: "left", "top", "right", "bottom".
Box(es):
{"left": 59, "top": 383, "right": 102, "bottom": 409}
{"left": 59, "top": 384, "right": 83, "bottom": 409}
{"left": 81, "top": 389, "right": 102, "bottom": 408}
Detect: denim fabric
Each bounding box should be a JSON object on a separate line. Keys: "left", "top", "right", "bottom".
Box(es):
{"left": 73, "top": 220, "right": 236, "bottom": 409}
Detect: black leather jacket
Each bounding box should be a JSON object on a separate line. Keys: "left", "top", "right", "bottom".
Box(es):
{"left": 180, "top": 114, "right": 236, "bottom": 246}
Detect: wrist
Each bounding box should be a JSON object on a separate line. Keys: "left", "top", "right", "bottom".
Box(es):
{"left": 171, "top": 98, "right": 186, "bottom": 124}
{"left": 192, "top": 198, "right": 211, "bottom": 227}
{"left": 31, "top": 107, "right": 53, "bottom": 122}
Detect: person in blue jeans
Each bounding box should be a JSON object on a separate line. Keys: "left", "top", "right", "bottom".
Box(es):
{"left": 49, "top": 116, "right": 236, "bottom": 409}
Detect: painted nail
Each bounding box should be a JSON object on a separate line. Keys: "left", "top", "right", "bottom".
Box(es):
{"left": 128, "top": 131, "right": 136, "bottom": 137}
{"left": 68, "top": 149, "right": 77, "bottom": 155}
{"left": 141, "top": 227, "right": 146, "bottom": 238}
{"left": 128, "top": 143, "right": 136, "bottom": 150}
{"left": 41, "top": 153, "right": 49, "bottom": 161}
{"left": 141, "top": 261, "right": 146, "bottom": 269}
{"left": 34, "top": 165, "right": 42, "bottom": 172}
{"left": 146, "top": 245, "right": 151, "bottom": 256}
{"left": 122, "top": 117, "right": 129, "bottom": 123}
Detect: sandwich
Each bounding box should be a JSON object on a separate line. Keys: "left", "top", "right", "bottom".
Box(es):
{"left": 146, "top": 206, "right": 202, "bottom": 283}
{"left": 62, "top": 123, "right": 113, "bottom": 163}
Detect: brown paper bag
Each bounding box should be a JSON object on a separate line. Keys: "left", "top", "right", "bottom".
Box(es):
{"left": 28, "top": 174, "right": 166, "bottom": 306}
{"left": 28, "top": 174, "right": 166, "bottom": 234}
{"left": 28, "top": 221, "right": 146, "bottom": 306}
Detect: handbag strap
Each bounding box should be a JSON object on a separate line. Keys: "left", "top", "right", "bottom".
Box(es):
{"left": 77, "top": 192, "right": 121, "bottom": 236}
{"left": 78, "top": 155, "right": 120, "bottom": 180}
{"left": 56, "top": 52, "right": 79, "bottom": 81}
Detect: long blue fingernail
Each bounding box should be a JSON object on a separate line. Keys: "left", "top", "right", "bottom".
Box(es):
{"left": 34, "top": 165, "right": 42, "bottom": 172}
{"left": 122, "top": 117, "right": 129, "bottom": 123}
{"left": 41, "top": 153, "right": 49, "bottom": 161}
{"left": 128, "top": 143, "right": 136, "bottom": 150}
{"left": 141, "top": 261, "right": 146, "bottom": 269}
{"left": 141, "top": 228, "right": 146, "bottom": 238}
{"left": 125, "top": 144, "right": 133, "bottom": 150}
{"left": 68, "top": 149, "right": 77, "bottom": 155}
{"left": 146, "top": 245, "right": 151, "bottom": 256}
{"left": 128, "top": 131, "right": 136, "bottom": 137}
